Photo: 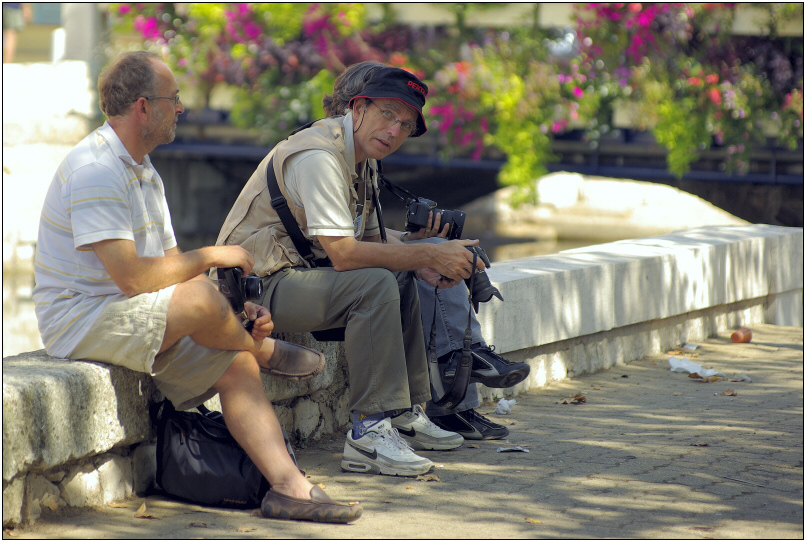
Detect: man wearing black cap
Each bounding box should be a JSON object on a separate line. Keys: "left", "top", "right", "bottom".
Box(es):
{"left": 216, "top": 66, "right": 482, "bottom": 477}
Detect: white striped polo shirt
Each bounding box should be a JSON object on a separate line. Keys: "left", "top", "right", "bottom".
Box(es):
{"left": 33, "top": 121, "right": 177, "bottom": 358}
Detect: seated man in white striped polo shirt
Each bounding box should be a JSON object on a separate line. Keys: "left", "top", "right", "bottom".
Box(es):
{"left": 32, "top": 50, "right": 361, "bottom": 524}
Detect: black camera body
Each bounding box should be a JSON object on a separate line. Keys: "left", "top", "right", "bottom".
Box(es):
{"left": 404, "top": 196, "right": 502, "bottom": 312}
{"left": 217, "top": 267, "right": 263, "bottom": 331}
{"left": 405, "top": 198, "right": 466, "bottom": 240}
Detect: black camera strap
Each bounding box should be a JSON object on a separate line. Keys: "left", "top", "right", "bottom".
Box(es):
{"left": 265, "top": 156, "right": 332, "bottom": 268}
{"left": 427, "top": 252, "right": 476, "bottom": 409}
{"left": 372, "top": 160, "right": 422, "bottom": 205}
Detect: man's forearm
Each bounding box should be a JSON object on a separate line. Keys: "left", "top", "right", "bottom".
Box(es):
{"left": 318, "top": 234, "right": 477, "bottom": 282}
{"left": 93, "top": 241, "right": 253, "bottom": 297}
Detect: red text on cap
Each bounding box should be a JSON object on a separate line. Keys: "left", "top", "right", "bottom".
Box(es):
{"left": 407, "top": 80, "right": 427, "bottom": 96}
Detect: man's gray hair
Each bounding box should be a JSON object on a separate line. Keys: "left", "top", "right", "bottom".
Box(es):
{"left": 323, "top": 60, "right": 386, "bottom": 117}
{"left": 98, "top": 50, "right": 163, "bottom": 118}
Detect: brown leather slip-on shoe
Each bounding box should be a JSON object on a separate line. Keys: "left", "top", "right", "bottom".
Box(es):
{"left": 260, "top": 340, "right": 326, "bottom": 381}
{"left": 261, "top": 486, "right": 362, "bottom": 523}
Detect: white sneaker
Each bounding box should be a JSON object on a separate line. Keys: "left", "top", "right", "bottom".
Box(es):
{"left": 341, "top": 418, "right": 434, "bottom": 476}
{"left": 390, "top": 404, "right": 464, "bottom": 451}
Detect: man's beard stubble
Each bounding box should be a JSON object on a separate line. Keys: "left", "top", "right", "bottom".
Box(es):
{"left": 143, "top": 106, "right": 176, "bottom": 149}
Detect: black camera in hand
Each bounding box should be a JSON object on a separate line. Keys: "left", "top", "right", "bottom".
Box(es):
{"left": 406, "top": 198, "right": 466, "bottom": 240}
{"left": 217, "top": 267, "right": 263, "bottom": 331}
{"left": 464, "top": 246, "right": 503, "bottom": 313}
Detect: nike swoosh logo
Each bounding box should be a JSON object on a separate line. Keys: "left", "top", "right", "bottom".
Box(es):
{"left": 471, "top": 352, "right": 493, "bottom": 370}
{"left": 396, "top": 426, "right": 417, "bottom": 437}
{"left": 348, "top": 441, "right": 378, "bottom": 460}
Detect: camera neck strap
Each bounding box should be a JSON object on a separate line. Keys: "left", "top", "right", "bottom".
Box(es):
{"left": 427, "top": 252, "right": 477, "bottom": 409}
{"left": 372, "top": 160, "right": 423, "bottom": 205}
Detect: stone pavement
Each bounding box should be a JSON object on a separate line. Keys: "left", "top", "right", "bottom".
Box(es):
{"left": 4, "top": 323, "right": 802, "bottom": 539}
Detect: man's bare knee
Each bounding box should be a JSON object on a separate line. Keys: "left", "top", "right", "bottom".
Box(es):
{"left": 170, "top": 281, "right": 230, "bottom": 323}
{"left": 161, "top": 281, "right": 233, "bottom": 352}
{"left": 214, "top": 352, "right": 260, "bottom": 393}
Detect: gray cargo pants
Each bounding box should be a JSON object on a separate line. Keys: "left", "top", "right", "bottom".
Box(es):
{"left": 260, "top": 266, "right": 431, "bottom": 415}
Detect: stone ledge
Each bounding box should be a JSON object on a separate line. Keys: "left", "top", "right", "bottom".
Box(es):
{"left": 3, "top": 224, "right": 802, "bottom": 527}
{"left": 478, "top": 225, "right": 803, "bottom": 353}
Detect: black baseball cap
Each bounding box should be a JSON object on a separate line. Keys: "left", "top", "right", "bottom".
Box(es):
{"left": 349, "top": 66, "right": 429, "bottom": 137}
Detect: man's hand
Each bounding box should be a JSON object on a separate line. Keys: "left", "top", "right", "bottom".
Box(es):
{"left": 244, "top": 302, "right": 274, "bottom": 341}
{"left": 417, "top": 267, "right": 458, "bottom": 289}
{"left": 407, "top": 211, "right": 449, "bottom": 241}
{"left": 207, "top": 245, "right": 256, "bottom": 275}
{"left": 429, "top": 239, "right": 485, "bottom": 282}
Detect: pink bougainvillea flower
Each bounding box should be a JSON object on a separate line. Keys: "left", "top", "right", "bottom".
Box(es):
{"left": 573, "top": 86, "right": 584, "bottom": 98}
{"left": 705, "top": 74, "right": 719, "bottom": 84}
{"left": 688, "top": 77, "right": 702, "bottom": 86}
{"left": 133, "top": 15, "right": 161, "bottom": 40}
{"left": 117, "top": 4, "right": 131, "bottom": 15}
{"left": 628, "top": 3, "right": 642, "bottom": 13}
{"left": 708, "top": 87, "right": 722, "bottom": 106}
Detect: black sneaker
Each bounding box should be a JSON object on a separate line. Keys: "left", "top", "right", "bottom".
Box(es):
{"left": 441, "top": 344, "right": 531, "bottom": 389}
{"left": 430, "top": 409, "right": 510, "bottom": 440}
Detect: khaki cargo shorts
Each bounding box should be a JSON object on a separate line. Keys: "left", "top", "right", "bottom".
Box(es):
{"left": 69, "top": 285, "right": 238, "bottom": 410}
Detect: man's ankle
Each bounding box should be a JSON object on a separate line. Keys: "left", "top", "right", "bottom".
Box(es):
{"left": 351, "top": 411, "right": 386, "bottom": 440}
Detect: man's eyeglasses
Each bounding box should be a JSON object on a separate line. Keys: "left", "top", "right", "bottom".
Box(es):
{"left": 144, "top": 95, "right": 181, "bottom": 105}
{"left": 367, "top": 100, "right": 417, "bottom": 137}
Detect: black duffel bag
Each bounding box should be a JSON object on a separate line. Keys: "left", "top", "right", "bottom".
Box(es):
{"left": 151, "top": 399, "right": 296, "bottom": 509}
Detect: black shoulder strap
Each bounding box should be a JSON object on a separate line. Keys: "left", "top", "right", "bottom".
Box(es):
{"left": 374, "top": 161, "right": 387, "bottom": 243}
{"left": 265, "top": 156, "right": 330, "bottom": 268}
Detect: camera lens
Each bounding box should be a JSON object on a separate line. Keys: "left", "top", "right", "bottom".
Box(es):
{"left": 466, "top": 270, "right": 503, "bottom": 312}
{"left": 242, "top": 276, "right": 263, "bottom": 301}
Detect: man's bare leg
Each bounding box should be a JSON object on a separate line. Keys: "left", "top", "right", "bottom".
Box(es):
{"left": 214, "top": 351, "right": 314, "bottom": 500}
{"left": 159, "top": 280, "right": 276, "bottom": 362}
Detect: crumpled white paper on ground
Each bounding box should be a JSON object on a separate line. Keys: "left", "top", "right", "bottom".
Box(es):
{"left": 668, "top": 356, "right": 725, "bottom": 377}
{"left": 493, "top": 398, "right": 517, "bottom": 415}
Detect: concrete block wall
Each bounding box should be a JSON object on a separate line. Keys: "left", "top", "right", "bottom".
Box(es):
{"left": 3, "top": 224, "right": 802, "bottom": 527}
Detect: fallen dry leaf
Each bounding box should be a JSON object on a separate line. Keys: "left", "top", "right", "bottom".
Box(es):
{"left": 134, "top": 502, "right": 159, "bottom": 519}
{"left": 720, "top": 389, "right": 738, "bottom": 396}
{"left": 673, "top": 392, "right": 683, "bottom": 396}
{"left": 189, "top": 522, "right": 207, "bottom": 528}
{"left": 668, "top": 349, "right": 699, "bottom": 357}
{"left": 525, "top": 517, "right": 543, "bottom": 524}
{"left": 688, "top": 374, "right": 722, "bottom": 383}
{"left": 467, "top": 444, "right": 480, "bottom": 449}
{"left": 416, "top": 474, "right": 441, "bottom": 482}
{"left": 316, "top": 482, "right": 326, "bottom": 489}
{"left": 4, "top": 529, "right": 19, "bottom": 537}
{"left": 108, "top": 502, "right": 128, "bottom": 509}
{"left": 559, "top": 393, "right": 586, "bottom": 404}
{"left": 237, "top": 526, "right": 256, "bottom": 533}
{"left": 405, "top": 486, "right": 414, "bottom": 489}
